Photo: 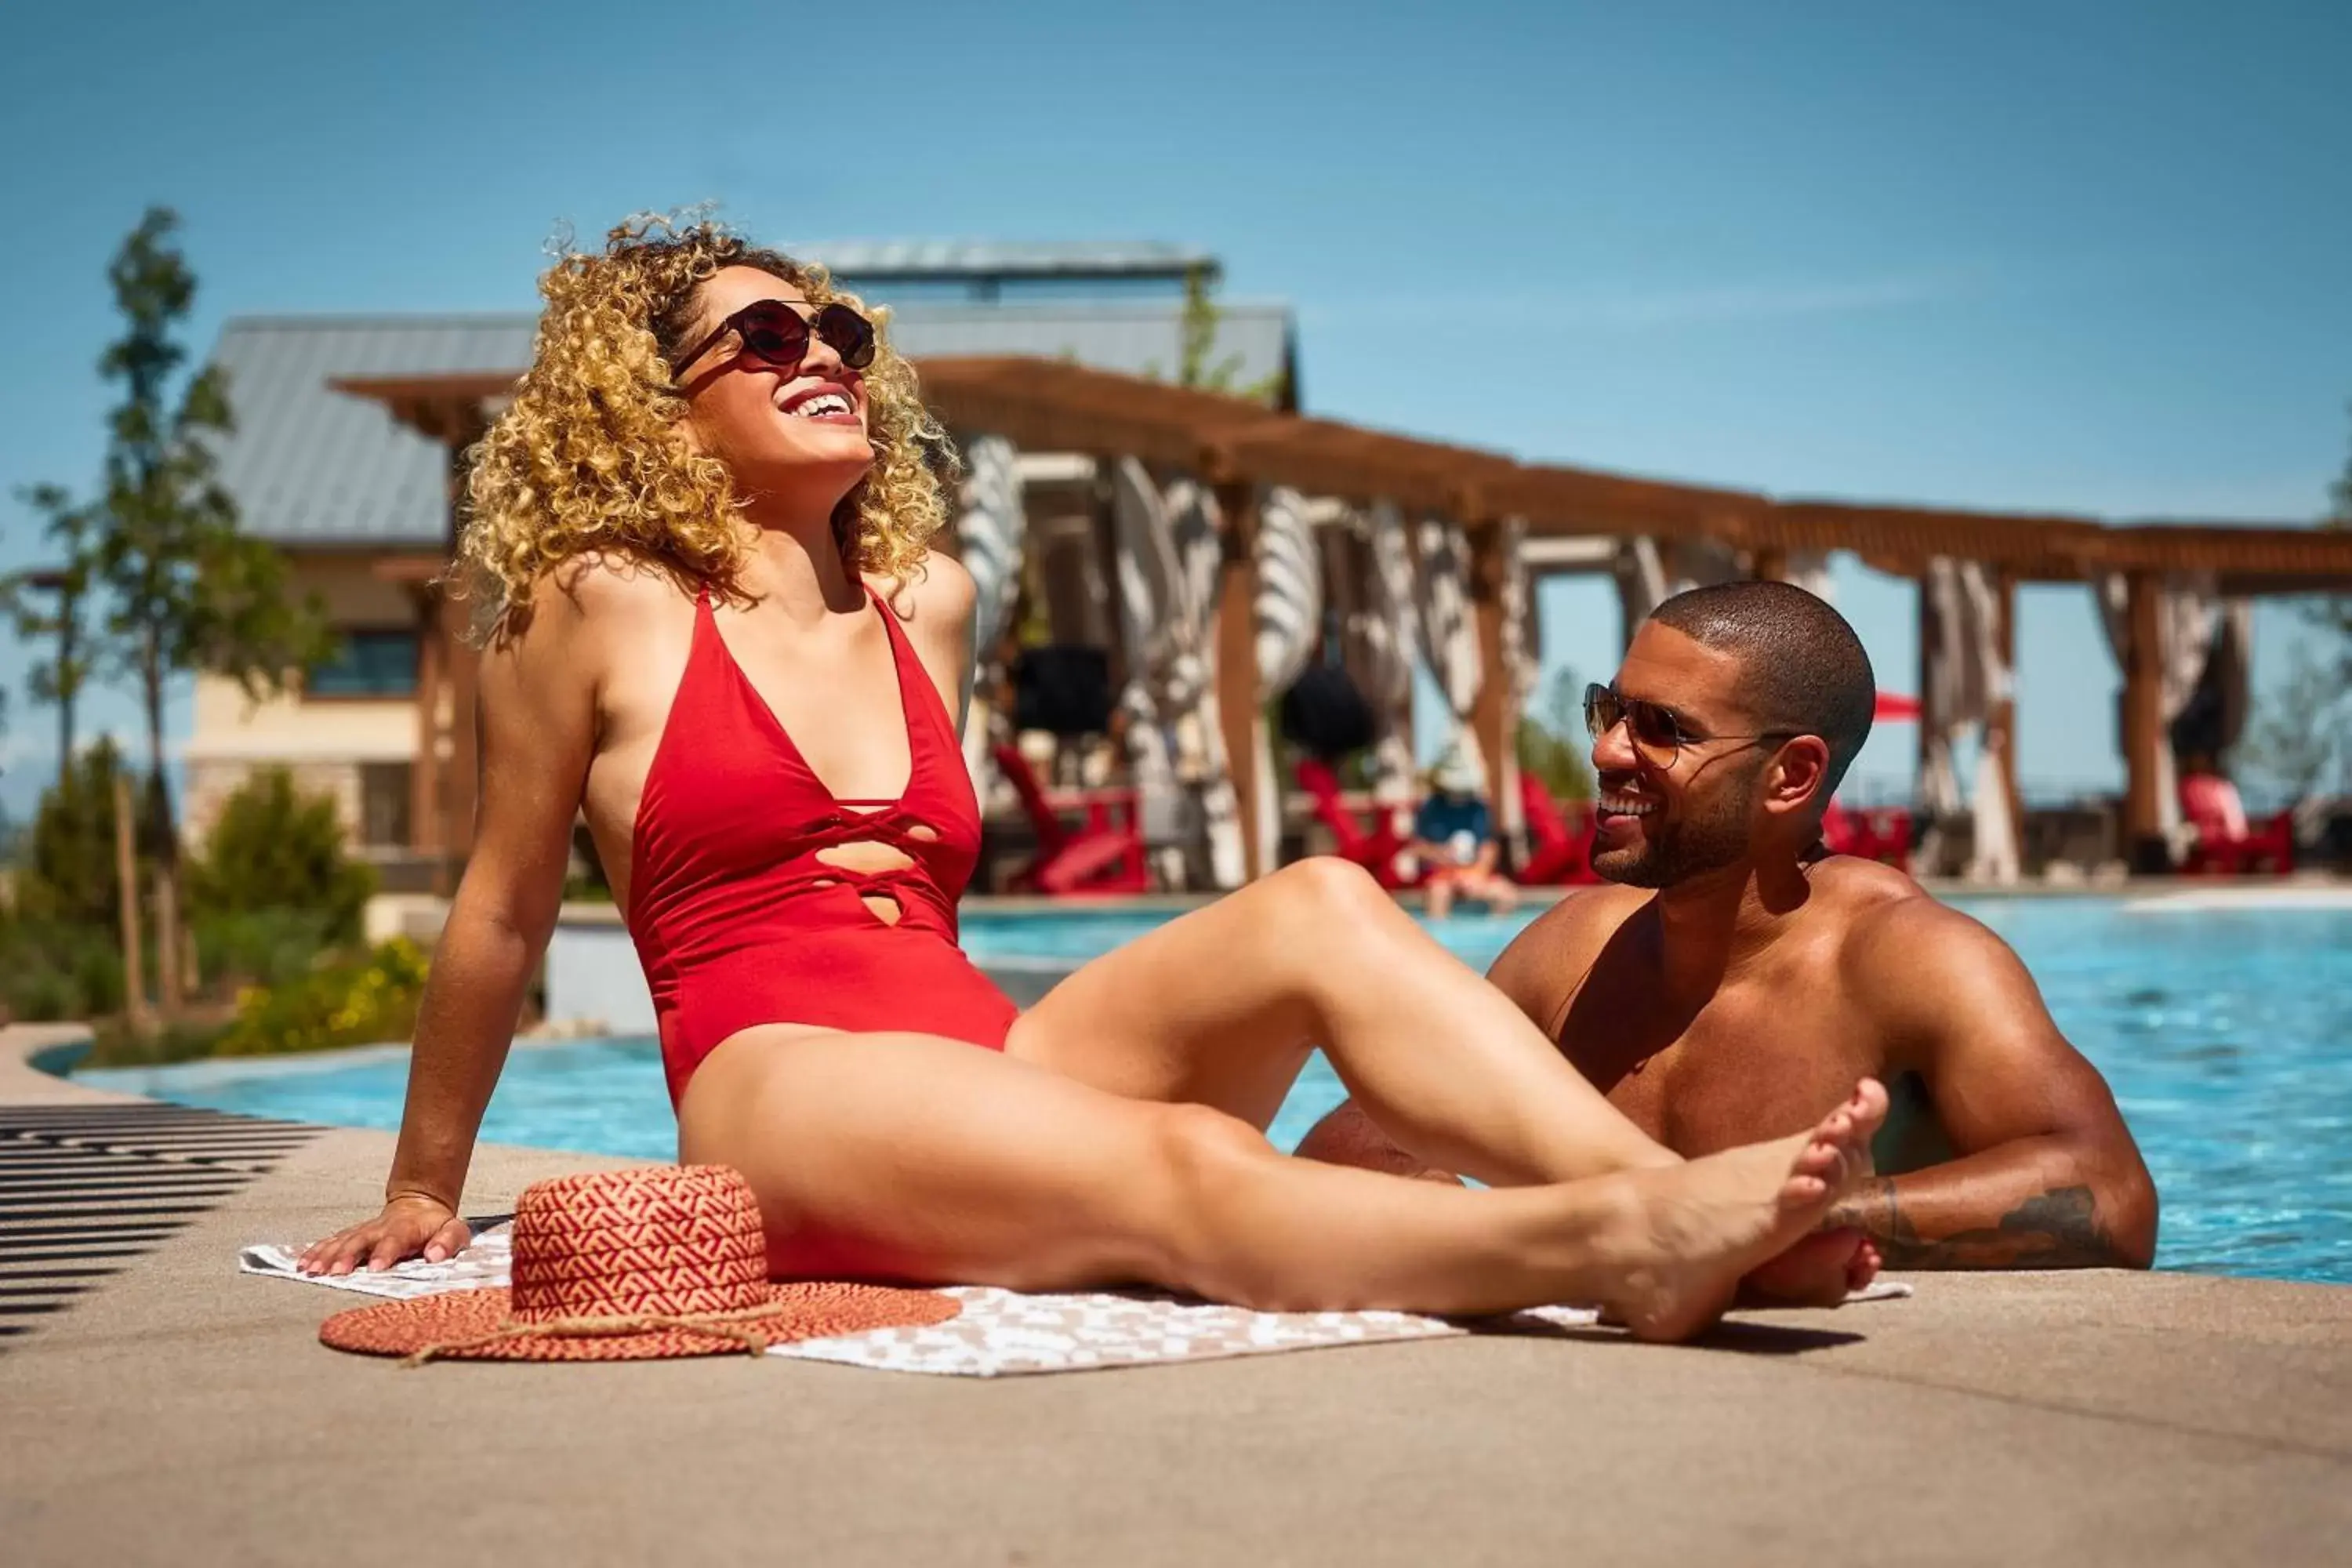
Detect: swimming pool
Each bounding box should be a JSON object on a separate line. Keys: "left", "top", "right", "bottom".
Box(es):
{"left": 74, "top": 895, "right": 2352, "bottom": 1285}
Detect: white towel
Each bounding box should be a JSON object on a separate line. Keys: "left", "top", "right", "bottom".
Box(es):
{"left": 242, "top": 1229, "right": 1909, "bottom": 1377}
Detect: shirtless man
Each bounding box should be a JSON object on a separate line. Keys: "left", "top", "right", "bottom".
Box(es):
{"left": 1301, "top": 581, "right": 2159, "bottom": 1274}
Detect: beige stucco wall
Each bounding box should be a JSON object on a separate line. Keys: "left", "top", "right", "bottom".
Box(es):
{"left": 182, "top": 553, "right": 426, "bottom": 844}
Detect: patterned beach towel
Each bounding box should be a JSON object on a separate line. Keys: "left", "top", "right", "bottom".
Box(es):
{"left": 241, "top": 1228, "right": 1907, "bottom": 1377}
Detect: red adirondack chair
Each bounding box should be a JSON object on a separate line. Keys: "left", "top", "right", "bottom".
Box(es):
{"left": 990, "top": 742, "right": 1150, "bottom": 895}
{"left": 1822, "top": 800, "right": 1912, "bottom": 871}
{"left": 1295, "top": 757, "right": 1416, "bottom": 888}
{"left": 2178, "top": 772, "right": 2295, "bottom": 876}
{"left": 1515, "top": 773, "right": 1599, "bottom": 885}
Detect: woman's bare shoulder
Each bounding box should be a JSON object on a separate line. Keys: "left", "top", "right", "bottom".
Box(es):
{"left": 493, "top": 555, "right": 691, "bottom": 649}
{"left": 871, "top": 549, "right": 975, "bottom": 625}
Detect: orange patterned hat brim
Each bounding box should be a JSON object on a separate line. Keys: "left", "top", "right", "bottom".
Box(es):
{"left": 320, "top": 1281, "right": 961, "bottom": 1363}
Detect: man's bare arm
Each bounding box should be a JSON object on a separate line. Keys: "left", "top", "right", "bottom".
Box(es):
{"left": 1831, "top": 902, "right": 2158, "bottom": 1269}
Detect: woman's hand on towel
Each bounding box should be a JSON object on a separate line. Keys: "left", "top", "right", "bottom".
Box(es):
{"left": 296, "top": 1195, "right": 472, "bottom": 1276}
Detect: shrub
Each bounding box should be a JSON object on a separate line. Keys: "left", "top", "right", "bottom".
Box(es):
{"left": 194, "top": 906, "right": 339, "bottom": 990}
{"left": 187, "top": 768, "right": 375, "bottom": 942}
{"left": 10, "top": 741, "right": 144, "bottom": 928}
{"left": 0, "top": 916, "right": 125, "bottom": 1022}
{"left": 212, "top": 937, "right": 428, "bottom": 1057}
{"left": 84, "top": 1014, "right": 234, "bottom": 1069}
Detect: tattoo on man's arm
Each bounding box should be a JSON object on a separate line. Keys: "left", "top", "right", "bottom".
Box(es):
{"left": 1829, "top": 1181, "right": 2120, "bottom": 1269}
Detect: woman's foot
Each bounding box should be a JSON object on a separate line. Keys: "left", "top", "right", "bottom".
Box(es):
{"left": 1588, "top": 1080, "right": 1888, "bottom": 1341}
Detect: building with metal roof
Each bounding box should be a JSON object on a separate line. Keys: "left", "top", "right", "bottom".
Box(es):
{"left": 185, "top": 249, "right": 1297, "bottom": 877}
{"left": 205, "top": 257, "right": 1294, "bottom": 551}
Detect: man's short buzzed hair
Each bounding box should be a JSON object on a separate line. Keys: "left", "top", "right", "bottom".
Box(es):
{"left": 1648, "top": 580, "right": 1876, "bottom": 797}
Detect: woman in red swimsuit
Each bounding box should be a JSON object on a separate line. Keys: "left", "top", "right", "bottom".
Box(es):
{"left": 303, "top": 217, "right": 1885, "bottom": 1339}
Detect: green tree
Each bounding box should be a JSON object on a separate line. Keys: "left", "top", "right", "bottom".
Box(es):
{"left": 1516, "top": 666, "right": 1596, "bottom": 802}
{"left": 3, "top": 486, "right": 102, "bottom": 787}
{"left": 2234, "top": 644, "right": 2347, "bottom": 800}
{"left": 73, "top": 208, "right": 333, "bottom": 1015}
{"left": 187, "top": 767, "right": 375, "bottom": 942}
{"left": 1141, "top": 263, "right": 1290, "bottom": 407}
{"left": 2314, "top": 412, "right": 2352, "bottom": 680}
{"left": 11, "top": 739, "right": 136, "bottom": 929}
{"left": 2239, "top": 409, "right": 2352, "bottom": 799}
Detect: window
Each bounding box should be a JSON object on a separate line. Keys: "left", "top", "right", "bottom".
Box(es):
{"left": 308, "top": 629, "right": 419, "bottom": 699}
{"left": 359, "top": 762, "right": 414, "bottom": 850}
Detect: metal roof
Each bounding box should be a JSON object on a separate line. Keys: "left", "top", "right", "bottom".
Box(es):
{"left": 804, "top": 241, "right": 1215, "bottom": 281}
{"left": 209, "top": 315, "right": 535, "bottom": 548}
{"left": 205, "top": 299, "right": 1294, "bottom": 547}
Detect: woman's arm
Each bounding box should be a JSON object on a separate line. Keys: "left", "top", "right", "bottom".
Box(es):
{"left": 299, "top": 585, "right": 603, "bottom": 1273}
{"left": 894, "top": 552, "right": 978, "bottom": 730}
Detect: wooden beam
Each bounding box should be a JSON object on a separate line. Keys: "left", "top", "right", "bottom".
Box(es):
{"left": 1468, "top": 522, "right": 1514, "bottom": 839}
{"left": 1213, "top": 481, "right": 1265, "bottom": 880}
{"left": 411, "top": 585, "right": 445, "bottom": 860}
{"left": 437, "top": 593, "right": 480, "bottom": 892}
{"left": 1988, "top": 568, "right": 2022, "bottom": 856}
{"left": 1916, "top": 573, "right": 1936, "bottom": 817}
{"left": 2120, "top": 572, "right": 2168, "bottom": 870}
{"left": 430, "top": 419, "right": 488, "bottom": 892}
{"left": 372, "top": 554, "right": 449, "bottom": 585}
{"left": 331, "top": 357, "right": 2352, "bottom": 593}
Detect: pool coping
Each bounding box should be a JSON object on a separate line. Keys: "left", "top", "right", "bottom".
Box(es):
{"left": 6, "top": 1021, "right": 2352, "bottom": 1565}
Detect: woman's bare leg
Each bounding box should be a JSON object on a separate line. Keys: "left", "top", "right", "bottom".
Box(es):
{"left": 1008, "top": 857, "right": 1670, "bottom": 1186}
{"left": 680, "top": 1025, "right": 1887, "bottom": 1339}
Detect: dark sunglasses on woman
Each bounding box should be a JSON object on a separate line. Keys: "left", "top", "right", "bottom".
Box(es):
{"left": 672, "top": 299, "right": 876, "bottom": 381}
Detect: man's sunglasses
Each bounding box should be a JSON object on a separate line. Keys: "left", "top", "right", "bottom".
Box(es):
{"left": 671, "top": 299, "right": 877, "bottom": 382}
{"left": 1584, "top": 683, "right": 1798, "bottom": 769}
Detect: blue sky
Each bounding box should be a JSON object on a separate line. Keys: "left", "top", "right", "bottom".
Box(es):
{"left": 2, "top": 1, "right": 2347, "bottom": 819}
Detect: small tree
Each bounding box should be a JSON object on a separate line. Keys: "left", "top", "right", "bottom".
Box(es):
{"left": 2310, "top": 411, "right": 2352, "bottom": 684}
{"left": 1139, "top": 263, "right": 1290, "bottom": 408}
{"left": 71, "top": 208, "right": 333, "bottom": 1015}
{"left": 1516, "top": 666, "right": 1596, "bottom": 803}
{"left": 2235, "top": 644, "right": 2348, "bottom": 802}
{"left": 188, "top": 768, "right": 375, "bottom": 942}
{"left": 11, "top": 739, "right": 136, "bottom": 929}
{"left": 4, "top": 486, "right": 102, "bottom": 786}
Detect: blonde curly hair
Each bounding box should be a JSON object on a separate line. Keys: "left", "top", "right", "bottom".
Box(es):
{"left": 457, "top": 213, "right": 957, "bottom": 630}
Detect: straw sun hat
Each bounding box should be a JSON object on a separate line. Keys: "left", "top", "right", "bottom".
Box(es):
{"left": 319, "top": 1165, "right": 960, "bottom": 1366}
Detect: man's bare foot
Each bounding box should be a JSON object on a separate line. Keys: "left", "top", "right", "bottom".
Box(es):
{"left": 1595, "top": 1080, "right": 1889, "bottom": 1342}
{"left": 1737, "top": 1229, "right": 1880, "bottom": 1308}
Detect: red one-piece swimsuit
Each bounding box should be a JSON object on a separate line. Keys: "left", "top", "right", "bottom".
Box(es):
{"left": 626, "top": 585, "right": 1020, "bottom": 1109}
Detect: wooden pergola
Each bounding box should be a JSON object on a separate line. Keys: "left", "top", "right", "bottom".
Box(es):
{"left": 336, "top": 357, "right": 2352, "bottom": 885}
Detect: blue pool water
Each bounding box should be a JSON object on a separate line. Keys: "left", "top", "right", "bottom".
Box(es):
{"left": 77, "top": 896, "right": 2352, "bottom": 1285}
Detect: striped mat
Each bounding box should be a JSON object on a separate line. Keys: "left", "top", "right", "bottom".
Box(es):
{"left": 0, "top": 1102, "right": 320, "bottom": 1349}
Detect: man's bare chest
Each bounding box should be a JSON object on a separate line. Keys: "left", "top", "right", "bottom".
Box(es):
{"left": 1559, "top": 978, "right": 1886, "bottom": 1157}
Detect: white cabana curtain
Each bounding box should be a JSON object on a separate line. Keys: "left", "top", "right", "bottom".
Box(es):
{"left": 2092, "top": 572, "right": 2226, "bottom": 855}
{"left": 953, "top": 434, "right": 1026, "bottom": 799}
{"left": 1920, "top": 557, "right": 2020, "bottom": 884}
{"left": 1351, "top": 499, "right": 1423, "bottom": 808}
{"left": 1413, "top": 515, "right": 1486, "bottom": 789}
{"left": 1781, "top": 549, "right": 1835, "bottom": 602}
{"left": 1251, "top": 486, "right": 1321, "bottom": 873}
{"left": 1110, "top": 457, "right": 1246, "bottom": 890}
{"left": 1613, "top": 536, "right": 1744, "bottom": 638}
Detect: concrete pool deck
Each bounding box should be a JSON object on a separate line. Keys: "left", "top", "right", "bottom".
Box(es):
{"left": 4, "top": 1026, "right": 2350, "bottom": 1566}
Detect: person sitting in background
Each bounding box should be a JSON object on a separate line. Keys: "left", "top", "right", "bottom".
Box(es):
{"left": 1410, "top": 750, "right": 1519, "bottom": 918}
{"left": 1302, "top": 582, "right": 2158, "bottom": 1283}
